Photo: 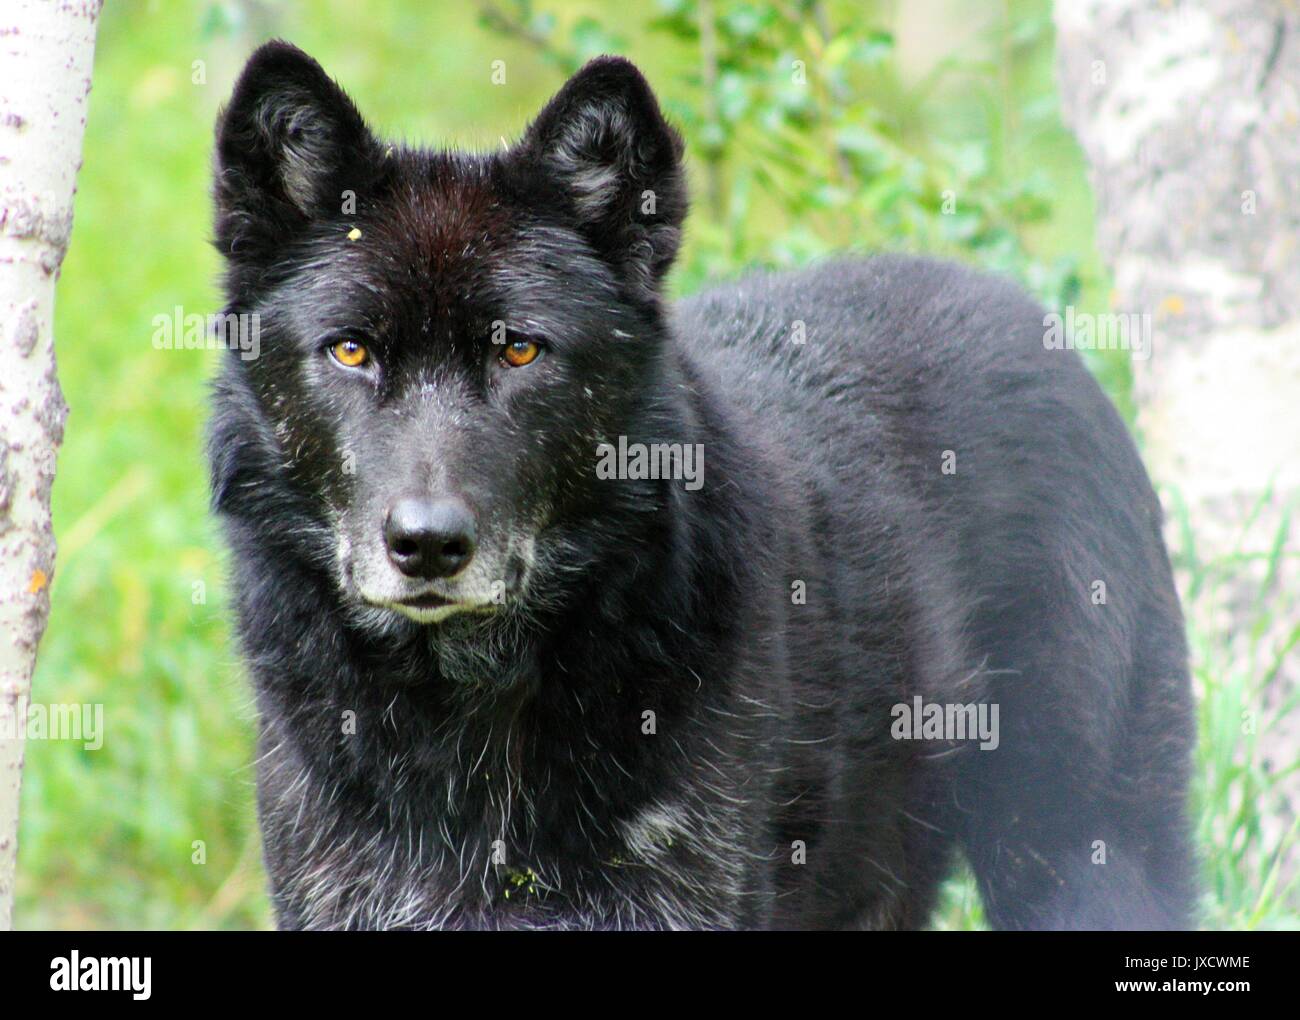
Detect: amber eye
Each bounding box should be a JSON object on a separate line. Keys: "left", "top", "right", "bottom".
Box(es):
{"left": 330, "top": 339, "right": 369, "bottom": 368}
{"left": 501, "top": 337, "right": 542, "bottom": 368}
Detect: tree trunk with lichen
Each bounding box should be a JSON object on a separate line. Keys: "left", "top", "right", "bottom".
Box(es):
{"left": 1055, "top": 1, "right": 1300, "bottom": 890}
{"left": 0, "top": 0, "right": 101, "bottom": 930}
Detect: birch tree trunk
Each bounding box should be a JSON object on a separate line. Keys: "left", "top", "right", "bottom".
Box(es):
{"left": 1055, "top": 2, "right": 1300, "bottom": 886}
{"left": 0, "top": 0, "right": 102, "bottom": 929}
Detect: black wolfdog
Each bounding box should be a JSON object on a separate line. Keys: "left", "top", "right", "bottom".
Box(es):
{"left": 209, "top": 41, "right": 1195, "bottom": 930}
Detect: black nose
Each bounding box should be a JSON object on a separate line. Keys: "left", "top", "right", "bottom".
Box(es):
{"left": 383, "top": 497, "right": 477, "bottom": 579}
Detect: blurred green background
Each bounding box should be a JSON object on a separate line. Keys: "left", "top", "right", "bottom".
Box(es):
{"left": 15, "top": 0, "right": 1296, "bottom": 929}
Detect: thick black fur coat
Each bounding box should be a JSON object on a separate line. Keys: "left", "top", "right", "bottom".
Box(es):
{"left": 209, "top": 42, "right": 1196, "bottom": 929}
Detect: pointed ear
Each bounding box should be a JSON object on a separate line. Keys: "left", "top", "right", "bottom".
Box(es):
{"left": 512, "top": 57, "right": 687, "bottom": 299}
{"left": 214, "top": 41, "right": 376, "bottom": 265}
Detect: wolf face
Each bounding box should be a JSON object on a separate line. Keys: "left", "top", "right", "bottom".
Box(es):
{"left": 211, "top": 43, "right": 687, "bottom": 630}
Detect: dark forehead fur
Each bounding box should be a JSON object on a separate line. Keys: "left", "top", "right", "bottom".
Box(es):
{"left": 281, "top": 150, "right": 512, "bottom": 313}
{"left": 360, "top": 150, "right": 511, "bottom": 303}
{"left": 276, "top": 147, "right": 631, "bottom": 346}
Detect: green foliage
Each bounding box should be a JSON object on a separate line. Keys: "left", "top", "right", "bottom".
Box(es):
{"left": 1169, "top": 486, "right": 1300, "bottom": 930}
{"left": 481, "top": 0, "right": 1081, "bottom": 316}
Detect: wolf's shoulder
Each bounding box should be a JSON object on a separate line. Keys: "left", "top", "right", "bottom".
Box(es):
{"left": 678, "top": 252, "right": 1043, "bottom": 323}
{"left": 673, "top": 253, "right": 1052, "bottom": 377}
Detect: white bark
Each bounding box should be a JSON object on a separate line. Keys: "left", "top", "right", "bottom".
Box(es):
{"left": 1056, "top": 2, "right": 1300, "bottom": 885}
{"left": 0, "top": 0, "right": 101, "bottom": 929}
